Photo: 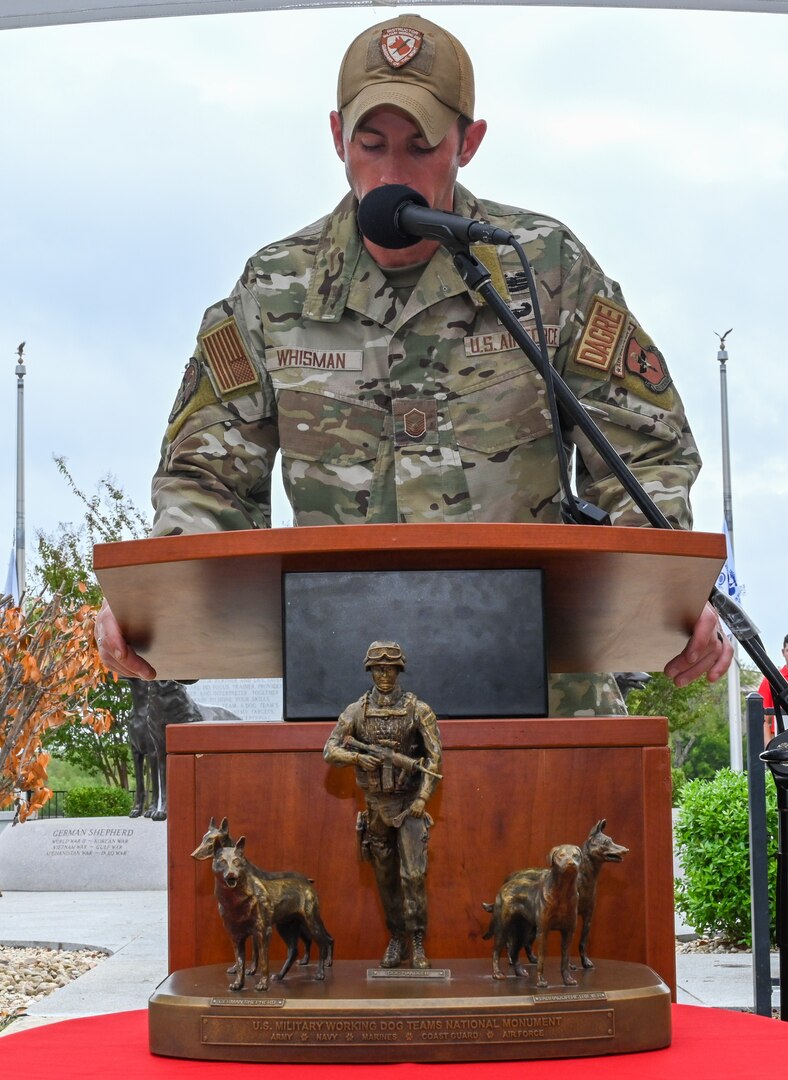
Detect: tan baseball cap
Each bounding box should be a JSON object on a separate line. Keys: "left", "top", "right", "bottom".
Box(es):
{"left": 337, "top": 15, "right": 475, "bottom": 148}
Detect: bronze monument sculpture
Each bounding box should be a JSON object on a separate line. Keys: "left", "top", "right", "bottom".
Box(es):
{"left": 323, "top": 641, "right": 442, "bottom": 970}
{"left": 211, "top": 835, "right": 334, "bottom": 991}
{"left": 192, "top": 816, "right": 320, "bottom": 973}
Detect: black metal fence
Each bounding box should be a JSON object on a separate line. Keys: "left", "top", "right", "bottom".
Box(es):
{"left": 37, "top": 790, "right": 68, "bottom": 819}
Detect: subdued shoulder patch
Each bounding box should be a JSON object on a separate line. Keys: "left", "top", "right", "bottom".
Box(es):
{"left": 199, "top": 317, "right": 259, "bottom": 396}
{"left": 165, "top": 372, "right": 220, "bottom": 443}
{"left": 168, "top": 355, "right": 201, "bottom": 424}
{"left": 574, "top": 296, "right": 629, "bottom": 374}
{"left": 471, "top": 244, "right": 511, "bottom": 307}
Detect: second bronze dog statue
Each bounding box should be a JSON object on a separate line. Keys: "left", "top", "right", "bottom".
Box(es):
{"left": 482, "top": 820, "right": 629, "bottom": 984}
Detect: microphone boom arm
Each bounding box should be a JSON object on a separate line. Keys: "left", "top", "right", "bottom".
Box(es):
{"left": 449, "top": 246, "right": 788, "bottom": 715}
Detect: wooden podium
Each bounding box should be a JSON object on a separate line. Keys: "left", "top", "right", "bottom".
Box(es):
{"left": 95, "top": 523, "right": 724, "bottom": 1062}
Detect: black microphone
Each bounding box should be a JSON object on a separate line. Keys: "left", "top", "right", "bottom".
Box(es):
{"left": 357, "top": 184, "right": 515, "bottom": 250}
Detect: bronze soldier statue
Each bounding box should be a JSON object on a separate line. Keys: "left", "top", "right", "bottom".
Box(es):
{"left": 324, "top": 642, "right": 442, "bottom": 970}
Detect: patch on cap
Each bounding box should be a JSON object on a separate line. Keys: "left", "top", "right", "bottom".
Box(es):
{"left": 199, "top": 317, "right": 259, "bottom": 396}
{"left": 380, "top": 26, "right": 424, "bottom": 68}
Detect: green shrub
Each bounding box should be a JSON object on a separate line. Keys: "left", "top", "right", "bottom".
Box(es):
{"left": 64, "top": 786, "right": 133, "bottom": 818}
{"left": 674, "top": 768, "right": 777, "bottom": 946}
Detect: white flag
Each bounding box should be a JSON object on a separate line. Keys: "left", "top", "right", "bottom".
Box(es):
{"left": 716, "top": 519, "right": 743, "bottom": 607}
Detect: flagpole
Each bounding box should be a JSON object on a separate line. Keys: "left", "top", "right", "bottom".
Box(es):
{"left": 14, "top": 342, "right": 26, "bottom": 603}
{"left": 717, "top": 330, "right": 743, "bottom": 770}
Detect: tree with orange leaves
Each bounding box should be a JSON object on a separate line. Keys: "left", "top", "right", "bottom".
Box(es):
{"left": 0, "top": 587, "right": 112, "bottom": 822}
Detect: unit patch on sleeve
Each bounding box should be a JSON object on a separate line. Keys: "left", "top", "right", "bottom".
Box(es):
{"left": 199, "top": 317, "right": 259, "bottom": 396}
{"left": 168, "top": 355, "right": 201, "bottom": 424}
{"left": 574, "top": 296, "right": 629, "bottom": 373}
{"left": 620, "top": 328, "right": 673, "bottom": 394}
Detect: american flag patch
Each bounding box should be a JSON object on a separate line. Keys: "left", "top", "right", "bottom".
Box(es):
{"left": 200, "top": 318, "right": 258, "bottom": 395}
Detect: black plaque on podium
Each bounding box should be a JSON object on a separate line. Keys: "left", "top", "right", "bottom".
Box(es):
{"left": 282, "top": 568, "right": 546, "bottom": 720}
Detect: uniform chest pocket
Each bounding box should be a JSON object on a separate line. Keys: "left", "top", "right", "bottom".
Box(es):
{"left": 448, "top": 368, "right": 553, "bottom": 455}
{"left": 277, "top": 388, "right": 386, "bottom": 466}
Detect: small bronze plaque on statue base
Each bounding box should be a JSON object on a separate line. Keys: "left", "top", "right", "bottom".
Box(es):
{"left": 149, "top": 958, "right": 670, "bottom": 1064}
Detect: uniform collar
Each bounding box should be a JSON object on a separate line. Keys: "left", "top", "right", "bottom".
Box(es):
{"left": 368, "top": 685, "right": 407, "bottom": 709}
{"left": 302, "top": 184, "right": 495, "bottom": 326}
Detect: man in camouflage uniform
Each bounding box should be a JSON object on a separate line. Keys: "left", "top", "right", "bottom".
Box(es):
{"left": 96, "top": 14, "right": 731, "bottom": 703}
{"left": 323, "top": 642, "right": 442, "bottom": 969}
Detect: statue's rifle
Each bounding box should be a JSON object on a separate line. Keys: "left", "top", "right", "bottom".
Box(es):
{"left": 343, "top": 736, "right": 443, "bottom": 781}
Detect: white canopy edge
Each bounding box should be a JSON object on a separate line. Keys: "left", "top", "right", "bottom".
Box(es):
{"left": 1, "top": 0, "right": 786, "bottom": 32}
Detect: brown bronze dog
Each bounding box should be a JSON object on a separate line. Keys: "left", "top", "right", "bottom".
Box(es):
{"left": 576, "top": 819, "right": 629, "bottom": 970}
{"left": 212, "top": 837, "right": 333, "bottom": 991}
{"left": 483, "top": 844, "right": 582, "bottom": 987}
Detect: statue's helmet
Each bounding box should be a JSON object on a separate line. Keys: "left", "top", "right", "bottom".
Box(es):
{"left": 364, "top": 641, "right": 406, "bottom": 669}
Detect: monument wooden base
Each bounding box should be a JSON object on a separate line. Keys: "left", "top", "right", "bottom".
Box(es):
{"left": 149, "top": 958, "right": 671, "bottom": 1064}
{"left": 166, "top": 718, "right": 677, "bottom": 995}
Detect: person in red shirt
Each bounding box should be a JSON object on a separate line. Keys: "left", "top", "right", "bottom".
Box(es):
{"left": 759, "top": 634, "right": 788, "bottom": 745}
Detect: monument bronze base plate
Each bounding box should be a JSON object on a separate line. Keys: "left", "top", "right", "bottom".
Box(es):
{"left": 149, "top": 958, "right": 671, "bottom": 1063}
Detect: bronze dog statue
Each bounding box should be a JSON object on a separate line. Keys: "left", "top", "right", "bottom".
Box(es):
{"left": 576, "top": 819, "right": 629, "bottom": 970}
{"left": 483, "top": 844, "right": 582, "bottom": 987}
{"left": 193, "top": 817, "right": 324, "bottom": 976}
{"left": 212, "top": 837, "right": 334, "bottom": 991}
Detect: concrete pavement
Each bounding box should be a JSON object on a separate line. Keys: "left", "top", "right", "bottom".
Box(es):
{"left": 0, "top": 888, "right": 779, "bottom": 1035}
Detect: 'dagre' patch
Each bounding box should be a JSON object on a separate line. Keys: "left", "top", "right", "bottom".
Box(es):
{"left": 575, "top": 296, "right": 629, "bottom": 373}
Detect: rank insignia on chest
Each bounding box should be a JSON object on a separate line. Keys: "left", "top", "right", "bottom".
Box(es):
{"left": 404, "top": 408, "right": 427, "bottom": 439}
{"left": 199, "top": 316, "right": 259, "bottom": 396}
{"left": 393, "top": 399, "right": 439, "bottom": 446}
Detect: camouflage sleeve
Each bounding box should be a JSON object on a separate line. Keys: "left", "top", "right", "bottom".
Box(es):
{"left": 151, "top": 273, "right": 280, "bottom": 536}
{"left": 556, "top": 243, "right": 701, "bottom": 530}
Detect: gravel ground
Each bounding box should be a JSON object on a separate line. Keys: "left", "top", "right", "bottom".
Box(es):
{"left": 676, "top": 935, "right": 751, "bottom": 954}
{"left": 0, "top": 944, "right": 107, "bottom": 1030}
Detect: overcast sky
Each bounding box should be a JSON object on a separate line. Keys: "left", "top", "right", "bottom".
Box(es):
{"left": 0, "top": 5, "right": 786, "bottom": 664}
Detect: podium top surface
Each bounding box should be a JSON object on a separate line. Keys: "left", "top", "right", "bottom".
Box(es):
{"left": 93, "top": 522, "right": 725, "bottom": 680}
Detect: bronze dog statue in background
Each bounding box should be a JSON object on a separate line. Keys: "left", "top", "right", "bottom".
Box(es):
{"left": 576, "top": 819, "right": 629, "bottom": 970}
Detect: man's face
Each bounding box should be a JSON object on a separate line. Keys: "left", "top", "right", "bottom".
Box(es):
{"left": 370, "top": 664, "right": 400, "bottom": 694}
{"left": 329, "top": 106, "right": 486, "bottom": 266}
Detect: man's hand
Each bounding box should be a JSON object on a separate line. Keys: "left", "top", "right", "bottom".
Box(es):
{"left": 408, "top": 797, "right": 427, "bottom": 819}
{"left": 663, "top": 601, "right": 733, "bottom": 688}
{"left": 95, "top": 599, "right": 156, "bottom": 680}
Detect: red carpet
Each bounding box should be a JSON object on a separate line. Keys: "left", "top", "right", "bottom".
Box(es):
{"left": 1, "top": 1005, "right": 783, "bottom": 1077}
